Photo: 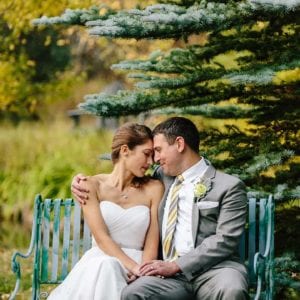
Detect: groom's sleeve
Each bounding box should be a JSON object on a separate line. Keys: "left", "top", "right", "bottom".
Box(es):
{"left": 176, "top": 177, "right": 247, "bottom": 281}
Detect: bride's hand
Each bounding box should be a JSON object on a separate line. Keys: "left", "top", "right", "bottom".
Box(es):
{"left": 131, "top": 264, "right": 141, "bottom": 277}
{"left": 127, "top": 272, "right": 138, "bottom": 283}
{"left": 126, "top": 264, "right": 141, "bottom": 283}
{"left": 126, "top": 263, "right": 141, "bottom": 283}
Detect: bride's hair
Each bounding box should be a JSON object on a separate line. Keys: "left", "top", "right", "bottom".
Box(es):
{"left": 111, "top": 123, "right": 153, "bottom": 187}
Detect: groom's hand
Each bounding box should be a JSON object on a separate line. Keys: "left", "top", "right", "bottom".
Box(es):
{"left": 71, "top": 173, "right": 89, "bottom": 205}
{"left": 139, "top": 260, "right": 181, "bottom": 278}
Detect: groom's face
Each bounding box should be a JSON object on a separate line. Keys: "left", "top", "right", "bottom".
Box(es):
{"left": 153, "top": 133, "right": 181, "bottom": 176}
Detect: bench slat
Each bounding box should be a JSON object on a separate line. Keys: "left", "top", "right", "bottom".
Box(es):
{"left": 51, "top": 199, "right": 61, "bottom": 281}
{"left": 61, "top": 199, "right": 72, "bottom": 279}
{"left": 72, "top": 202, "right": 81, "bottom": 267}
{"left": 83, "top": 217, "right": 91, "bottom": 253}
{"left": 248, "top": 198, "right": 256, "bottom": 284}
{"left": 268, "top": 195, "right": 275, "bottom": 299}
{"left": 259, "top": 199, "right": 267, "bottom": 254}
{"left": 41, "top": 199, "right": 51, "bottom": 281}
{"left": 32, "top": 196, "right": 43, "bottom": 300}
{"left": 239, "top": 230, "right": 246, "bottom": 262}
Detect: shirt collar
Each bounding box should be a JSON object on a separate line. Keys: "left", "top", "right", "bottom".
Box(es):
{"left": 181, "top": 157, "right": 208, "bottom": 183}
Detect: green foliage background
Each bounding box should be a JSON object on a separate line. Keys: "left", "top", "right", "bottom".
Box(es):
{"left": 0, "top": 0, "right": 159, "bottom": 122}
{"left": 34, "top": 0, "right": 300, "bottom": 202}
{"left": 0, "top": 121, "right": 113, "bottom": 220}
{"left": 0, "top": 0, "right": 299, "bottom": 298}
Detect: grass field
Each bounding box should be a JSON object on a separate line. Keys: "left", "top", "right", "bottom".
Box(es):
{"left": 0, "top": 119, "right": 114, "bottom": 298}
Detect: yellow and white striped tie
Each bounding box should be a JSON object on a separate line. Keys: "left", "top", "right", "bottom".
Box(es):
{"left": 163, "top": 175, "right": 184, "bottom": 261}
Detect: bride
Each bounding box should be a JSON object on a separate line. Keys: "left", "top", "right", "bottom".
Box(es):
{"left": 48, "top": 123, "right": 164, "bottom": 300}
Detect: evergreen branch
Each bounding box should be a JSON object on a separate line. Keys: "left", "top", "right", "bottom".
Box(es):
{"left": 207, "top": 33, "right": 299, "bottom": 62}
{"left": 152, "top": 104, "right": 254, "bottom": 118}
{"left": 122, "top": 58, "right": 300, "bottom": 91}
{"left": 245, "top": 150, "right": 294, "bottom": 174}
{"left": 274, "top": 253, "right": 300, "bottom": 290}
{"left": 251, "top": 0, "right": 300, "bottom": 10}
{"left": 246, "top": 185, "right": 300, "bottom": 201}
{"left": 78, "top": 89, "right": 192, "bottom": 116}
{"left": 224, "top": 59, "right": 300, "bottom": 85}
{"left": 112, "top": 48, "right": 202, "bottom": 74}
{"left": 144, "top": 4, "right": 187, "bottom": 14}
{"left": 134, "top": 68, "right": 226, "bottom": 89}
{"left": 32, "top": 5, "right": 115, "bottom": 26}
{"left": 78, "top": 84, "right": 250, "bottom": 117}
{"left": 78, "top": 80, "right": 298, "bottom": 117}
{"left": 33, "top": 1, "right": 300, "bottom": 39}
{"left": 273, "top": 184, "right": 300, "bottom": 201}
{"left": 112, "top": 37, "right": 299, "bottom": 79}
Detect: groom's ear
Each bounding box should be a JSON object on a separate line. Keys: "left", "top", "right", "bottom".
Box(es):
{"left": 175, "top": 136, "right": 185, "bottom": 153}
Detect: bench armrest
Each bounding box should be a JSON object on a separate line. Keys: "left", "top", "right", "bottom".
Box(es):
{"left": 9, "top": 195, "right": 42, "bottom": 300}
{"left": 253, "top": 195, "right": 275, "bottom": 300}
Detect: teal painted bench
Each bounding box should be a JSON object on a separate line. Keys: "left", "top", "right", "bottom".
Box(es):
{"left": 9, "top": 194, "right": 275, "bottom": 300}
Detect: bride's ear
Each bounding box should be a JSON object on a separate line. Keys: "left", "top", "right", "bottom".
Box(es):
{"left": 120, "top": 144, "right": 129, "bottom": 157}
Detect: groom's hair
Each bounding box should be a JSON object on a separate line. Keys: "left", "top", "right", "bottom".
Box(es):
{"left": 152, "top": 117, "right": 200, "bottom": 153}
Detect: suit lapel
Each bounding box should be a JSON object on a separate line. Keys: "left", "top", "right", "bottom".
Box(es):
{"left": 192, "top": 163, "right": 216, "bottom": 244}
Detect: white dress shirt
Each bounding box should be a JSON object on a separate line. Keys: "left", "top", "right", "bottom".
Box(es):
{"left": 162, "top": 158, "right": 209, "bottom": 258}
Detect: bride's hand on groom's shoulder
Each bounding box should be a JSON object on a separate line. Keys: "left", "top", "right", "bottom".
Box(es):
{"left": 71, "top": 173, "right": 89, "bottom": 205}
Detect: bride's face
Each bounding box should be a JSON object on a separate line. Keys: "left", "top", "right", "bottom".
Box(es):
{"left": 126, "top": 139, "right": 154, "bottom": 177}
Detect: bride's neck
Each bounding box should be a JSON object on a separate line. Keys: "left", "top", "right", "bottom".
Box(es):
{"left": 109, "top": 163, "right": 134, "bottom": 191}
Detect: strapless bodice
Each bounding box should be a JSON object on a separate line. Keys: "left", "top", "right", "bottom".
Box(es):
{"left": 91, "top": 201, "right": 150, "bottom": 250}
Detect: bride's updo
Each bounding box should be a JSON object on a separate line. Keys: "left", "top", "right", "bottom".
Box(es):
{"left": 111, "top": 123, "right": 153, "bottom": 164}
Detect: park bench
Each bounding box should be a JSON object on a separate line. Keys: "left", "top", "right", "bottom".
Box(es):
{"left": 9, "top": 194, "right": 275, "bottom": 300}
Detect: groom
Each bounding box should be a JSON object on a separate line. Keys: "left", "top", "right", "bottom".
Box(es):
{"left": 73, "top": 117, "right": 249, "bottom": 299}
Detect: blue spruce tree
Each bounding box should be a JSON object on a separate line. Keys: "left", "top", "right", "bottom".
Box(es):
{"left": 34, "top": 1, "right": 300, "bottom": 295}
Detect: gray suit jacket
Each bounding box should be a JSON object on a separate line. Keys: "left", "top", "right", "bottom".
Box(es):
{"left": 154, "top": 160, "right": 247, "bottom": 281}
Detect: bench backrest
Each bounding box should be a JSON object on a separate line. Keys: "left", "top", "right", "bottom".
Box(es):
{"left": 240, "top": 196, "right": 275, "bottom": 300}
{"left": 33, "top": 197, "right": 91, "bottom": 288}
{"left": 12, "top": 194, "right": 275, "bottom": 300}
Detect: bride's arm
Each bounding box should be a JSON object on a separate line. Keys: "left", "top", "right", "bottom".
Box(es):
{"left": 142, "top": 180, "right": 164, "bottom": 263}
{"left": 80, "top": 177, "right": 140, "bottom": 275}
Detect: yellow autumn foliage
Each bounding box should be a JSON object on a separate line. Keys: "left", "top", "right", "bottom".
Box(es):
{"left": 274, "top": 68, "right": 300, "bottom": 85}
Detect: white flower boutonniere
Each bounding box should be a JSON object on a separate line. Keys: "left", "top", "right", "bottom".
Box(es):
{"left": 193, "top": 177, "right": 212, "bottom": 203}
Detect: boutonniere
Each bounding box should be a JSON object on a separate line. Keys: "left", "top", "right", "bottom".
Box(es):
{"left": 193, "top": 177, "right": 212, "bottom": 203}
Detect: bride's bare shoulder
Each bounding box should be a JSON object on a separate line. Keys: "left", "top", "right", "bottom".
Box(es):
{"left": 147, "top": 178, "right": 163, "bottom": 186}
{"left": 145, "top": 178, "right": 164, "bottom": 194}
{"left": 80, "top": 174, "right": 108, "bottom": 189}
{"left": 90, "top": 174, "right": 109, "bottom": 183}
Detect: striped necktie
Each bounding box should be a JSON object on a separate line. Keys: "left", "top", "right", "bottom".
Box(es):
{"left": 163, "top": 174, "right": 184, "bottom": 261}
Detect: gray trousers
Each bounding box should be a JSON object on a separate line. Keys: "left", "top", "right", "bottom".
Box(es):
{"left": 121, "top": 266, "right": 249, "bottom": 300}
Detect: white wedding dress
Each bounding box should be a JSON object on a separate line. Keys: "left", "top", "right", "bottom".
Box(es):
{"left": 48, "top": 201, "right": 150, "bottom": 300}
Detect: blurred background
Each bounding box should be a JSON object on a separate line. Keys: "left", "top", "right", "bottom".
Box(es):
{"left": 0, "top": 0, "right": 299, "bottom": 299}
